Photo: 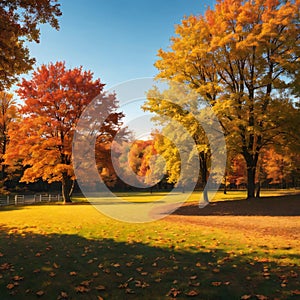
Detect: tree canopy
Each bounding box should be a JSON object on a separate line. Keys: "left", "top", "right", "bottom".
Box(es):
{"left": 150, "top": 0, "right": 300, "bottom": 198}
{"left": 5, "top": 61, "right": 122, "bottom": 203}
{"left": 0, "top": 0, "right": 61, "bottom": 90}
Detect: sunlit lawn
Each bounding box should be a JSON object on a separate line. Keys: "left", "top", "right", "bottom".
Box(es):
{"left": 72, "top": 188, "right": 300, "bottom": 203}
{"left": 0, "top": 196, "right": 299, "bottom": 299}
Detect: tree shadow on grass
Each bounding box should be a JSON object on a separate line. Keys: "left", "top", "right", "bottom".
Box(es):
{"left": 173, "top": 195, "right": 300, "bottom": 217}
{"left": 0, "top": 226, "right": 299, "bottom": 299}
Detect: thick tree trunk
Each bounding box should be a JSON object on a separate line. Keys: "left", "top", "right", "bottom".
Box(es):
{"left": 62, "top": 173, "right": 72, "bottom": 203}
{"left": 246, "top": 166, "right": 256, "bottom": 199}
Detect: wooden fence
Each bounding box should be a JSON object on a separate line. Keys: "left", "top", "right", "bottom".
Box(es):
{"left": 0, "top": 194, "right": 62, "bottom": 206}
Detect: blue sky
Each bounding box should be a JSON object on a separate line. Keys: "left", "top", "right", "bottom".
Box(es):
{"left": 26, "top": 0, "right": 215, "bottom": 88}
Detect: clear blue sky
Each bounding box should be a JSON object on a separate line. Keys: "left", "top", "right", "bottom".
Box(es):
{"left": 26, "top": 0, "right": 215, "bottom": 88}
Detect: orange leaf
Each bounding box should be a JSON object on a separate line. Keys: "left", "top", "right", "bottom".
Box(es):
{"left": 6, "top": 283, "right": 15, "bottom": 290}
{"left": 185, "top": 290, "right": 199, "bottom": 296}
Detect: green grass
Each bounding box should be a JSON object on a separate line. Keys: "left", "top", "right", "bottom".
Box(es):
{"left": 0, "top": 199, "right": 299, "bottom": 299}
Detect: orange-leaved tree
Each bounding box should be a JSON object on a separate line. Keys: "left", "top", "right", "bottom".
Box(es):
{"left": 151, "top": 0, "right": 299, "bottom": 198}
{"left": 0, "top": 92, "right": 18, "bottom": 186}
{"left": 5, "top": 61, "right": 122, "bottom": 203}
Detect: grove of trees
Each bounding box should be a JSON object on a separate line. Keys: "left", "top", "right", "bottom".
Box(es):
{"left": 144, "top": 0, "right": 300, "bottom": 198}
{"left": 0, "top": 0, "right": 299, "bottom": 201}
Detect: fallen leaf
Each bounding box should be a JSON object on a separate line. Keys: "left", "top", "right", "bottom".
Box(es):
{"left": 112, "top": 263, "right": 120, "bottom": 267}
{"left": 118, "top": 283, "right": 128, "bottom": 289}
{"left": 185, "top": 290, "right": 199, "bottom": 296}
{"left": 60, "top": 291, "right": 68, "bottom": 298}
{"left": 12, "top": 275, "right": 24, "bottom": 281}
{"left": 240, "top": 295, "right": 251, "bottom": 300}
{"left": 69, "top": 271, "right": 77, "bottom": 276}
{"left": 190, "top": 275, "right": 197, "bottom": 280}
{"left": 6, "top": 283, "right": 15, "bottom": 290}
{"left": 256, "top": 295, "right": 268, "bottom": 300}
{"left": 95, "top": 285, "right": 106, "bottom": 291}
{"left": 75, "top": 286, "right": 90, "bottom": 293}
{"left": 189, "top": 281, "right": 200, "bottom": 287}
{"left": 125, "top": 288, "right": 135, "bottom": 294}
{"left": 36, "top": 290, "right": 45, "bottom": 297}
{"left": 53, "top": 263, "right": 59, "bottom": 269}
{"left": 167, "top": 288, "right": 181, "bottom": 297}
{"left": 80, "top": 280, "right": 92, "bottom": 287}
{"left": 292, "top": 290, "right": 300, "bottom": 295}
{"left": 211, "top": 282, "right": 222, "bottom": 286}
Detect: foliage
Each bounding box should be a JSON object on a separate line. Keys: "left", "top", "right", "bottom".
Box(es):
{"left": 143, "top": 82, "right": 210, "bottom": 195}
{"left": 0, "top": 0, "right": 62, "bottom": 90}
{"left": 0, "top": 91, "right": 17, "bottom": 193}
{"left": 5, "top": 61, "right": 122, "bottom": 202}
{"left": 153, "top": 0, "right": 300, "bottom": 198}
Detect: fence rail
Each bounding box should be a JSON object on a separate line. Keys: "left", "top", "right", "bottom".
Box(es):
{"left": 0, "top": 194, "right": 62, "bottom": 206}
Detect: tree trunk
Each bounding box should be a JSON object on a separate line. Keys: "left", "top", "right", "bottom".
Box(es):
{"left": 246, "top": 166, "right": 256, "bottom": 199}
{"left": 223, "top": 174, "right": 227, "bottom": 194}
{"left": 62, "top": 173, "right": 72, "bottom": 203}
{"left": 255, "top": 182, "right": 261, "bottom": 198}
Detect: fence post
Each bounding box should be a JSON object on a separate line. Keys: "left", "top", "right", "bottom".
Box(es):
{"left": 7, "top": 195, "right": 9, "bottom": 205}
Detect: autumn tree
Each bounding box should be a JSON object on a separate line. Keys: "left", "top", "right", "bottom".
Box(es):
{"left": 0, "top": 92, "right": 17, "bottom": 187}
{"left": 152, "top": 0, "right": 300, "bottom": 198}
{"left": 0, "top": 0, "right": 61, "bottom": 90}
{"left": 260, "top": 147, "right": 300, "bottom": 188}
{"left": 5, "top": 61, "right": 122, "bottom": 203}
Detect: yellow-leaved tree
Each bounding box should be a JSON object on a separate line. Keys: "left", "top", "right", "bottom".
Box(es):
{"left": 148, "top": 0, "right": 299, "bottom": 198}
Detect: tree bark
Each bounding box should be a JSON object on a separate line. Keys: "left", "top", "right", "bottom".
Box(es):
{"left": 255, "top": 182, "right": 261, "bottom": 198}
{"left": 62, "top": 173, "right": 72, "bottom": 203}
{"left": 246, "top": 166, "right": 256, "bottom": 199}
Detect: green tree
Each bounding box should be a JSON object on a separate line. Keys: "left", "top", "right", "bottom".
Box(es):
{"left": 152, "top": 0, "right": 299, "bottom": 198}
{"left": 0, "top": 0, "right": 61, "bottom": 90}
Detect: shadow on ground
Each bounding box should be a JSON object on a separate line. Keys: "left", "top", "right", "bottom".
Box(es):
{"left": 173, "top": 194, "right": 300, "bottom": 217}
{"left": 0, "top": 225, "right": 299, "bottom": 299}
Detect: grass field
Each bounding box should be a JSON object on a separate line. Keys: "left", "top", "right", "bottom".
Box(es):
{"left": 0, "top": 191, "right": 299, "bottom": 299}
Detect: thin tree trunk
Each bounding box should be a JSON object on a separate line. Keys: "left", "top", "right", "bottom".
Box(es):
{"left": 255, "top": 182, "right": 261, "bottom": 198}
{"left": 223, "top": 173, "right": 227, "bottom": 194}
